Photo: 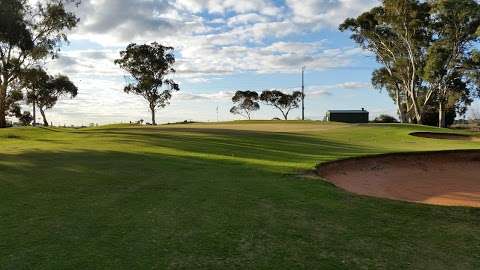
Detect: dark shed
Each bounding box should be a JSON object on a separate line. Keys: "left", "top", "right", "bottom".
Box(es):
{"left": 326, "top": 109, "right": 369, "bottom": 123}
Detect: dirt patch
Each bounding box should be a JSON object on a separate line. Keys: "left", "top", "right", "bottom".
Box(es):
{"left": 316, "top": 151, "right": 480, "bottom": 207}
{"left": 410, "top": 132, "right": 480, "bottom": 141}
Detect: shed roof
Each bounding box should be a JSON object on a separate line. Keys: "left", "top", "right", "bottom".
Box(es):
{"left": 327, "top": 110, "right": 369, "bottom": 114}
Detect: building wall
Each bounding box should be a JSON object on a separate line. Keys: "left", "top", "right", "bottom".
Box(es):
{"left": 327, "top": 113, "right": 369, "bottom": 123}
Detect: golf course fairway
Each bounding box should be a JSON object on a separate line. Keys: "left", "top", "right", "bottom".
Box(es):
{"left": 1, "top": 121, "right": 480, "bottom": 269}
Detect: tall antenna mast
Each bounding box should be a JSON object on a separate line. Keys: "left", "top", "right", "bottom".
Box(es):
{"left": 301, "top": 66, "right": 305, "bottom": 120}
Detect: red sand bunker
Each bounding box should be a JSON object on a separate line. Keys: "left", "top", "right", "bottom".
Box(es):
{"left": 316, "top": 151, "right": 480, "bottom": 207}
{"left": 410, "top": 132, "right": 480, "bottom": 141}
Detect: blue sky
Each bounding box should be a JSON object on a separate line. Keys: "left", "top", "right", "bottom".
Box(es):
{"left": 39, "top": 0, "right": 411, "bottom": 125}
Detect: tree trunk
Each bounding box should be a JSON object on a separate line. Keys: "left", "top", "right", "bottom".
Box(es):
{"left": 39, "top": 107, "right": 48, "bottom": 127}
{"left": 438, "top": 101, "right": 446, "bottom": 128}
{"left": 32, "top": 101, "right": 36, "bottom": 126}
{"left": 410, "top": 93, "right": 423, "bottom": 125}
{"left": 151, "top": 107, "right": 156, "bottom": 125}
{"left": 0, "top": 83, "right": 7, "bottom": 128}
{"left": 395, "top": 88, "right": 406, "bottom": 123}
{"left": 283, "top": 112, "right": 288, "bottom": 120}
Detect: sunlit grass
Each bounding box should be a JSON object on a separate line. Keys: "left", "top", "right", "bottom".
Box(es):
{"left": 1, "top": 121, "right": 480, "bottom": 269}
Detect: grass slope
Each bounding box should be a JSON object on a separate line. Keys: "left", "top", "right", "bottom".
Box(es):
{"left": 1, "top": 121, "right": 480, "bottom": 269}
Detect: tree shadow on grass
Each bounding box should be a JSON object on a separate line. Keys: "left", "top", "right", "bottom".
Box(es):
{"left": 1, "top": 149, "right": 480, "bottom": 269}
{"left": 82, "top": 127, "right": 383, "bottom": 169}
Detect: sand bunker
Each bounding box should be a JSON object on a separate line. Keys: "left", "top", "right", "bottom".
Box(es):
{"left": 410, "top": 132, "right": 480, "bottom": 141}
{"left": 316, "top": 151, "right": 480, "bottom": 207}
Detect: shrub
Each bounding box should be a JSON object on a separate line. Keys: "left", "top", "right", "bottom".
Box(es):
{"left": 373, "top": 114, "right": 399, "bottom": 123}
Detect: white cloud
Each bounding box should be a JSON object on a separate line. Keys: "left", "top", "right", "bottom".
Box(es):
{"left": 286, "top": 0, "right": 378, "bottom": 27}
{"left": 29, "top": 0, "right": 383, "bottom": 125}
{"left": 173, "top": 91, "right": 235, "bottom": 101}
{"left": 175, "top": 0, "right": 281, "bottom": 16}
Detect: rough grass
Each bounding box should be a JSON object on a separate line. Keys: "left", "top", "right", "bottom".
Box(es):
{"left": 1, "top": 121, "right": 480, "bottom": 269}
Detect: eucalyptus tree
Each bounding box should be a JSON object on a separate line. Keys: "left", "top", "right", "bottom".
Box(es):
{"left": 23, "top": 68, "right": 78, "bottom": 126}
{"left": 340, "top": 0, "right": 431, "bottom": 124}
{"left": 115, "top": 42, "right": 179, "bottom": 125}
{"left": 230, "top": 91, "right": 260, "bottom": 120}
{"left": 423, "top": 0, "right": 480, "bottom": 127}
{"left": 0, "top": 0, "right": 80, "bottom": 128}
{"left": 260, "top": 90, "right": 303, "bottom": 120}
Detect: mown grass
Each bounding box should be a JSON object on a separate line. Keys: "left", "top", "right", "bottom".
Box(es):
{"left": 1, "top": 121, "right": 480, "bottom": 269}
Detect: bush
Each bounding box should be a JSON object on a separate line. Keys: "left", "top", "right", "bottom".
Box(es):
{"left": 373, "top": 114, "right": 399, "bottom": 123}
{"left": 18, "top": 111, "right": 33, "bottom": 126}
{"left": 422, "top": 108, "right": 456, "bottom": 127}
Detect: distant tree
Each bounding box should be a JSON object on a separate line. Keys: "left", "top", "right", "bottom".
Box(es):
{"left": 260, "top": 90, "right": 303, "bottom": 120}
{"left": 0, "top": 0, "right": 80, "bottom": 128}
{"left": 22, "top": 68, "right": 78, "bottom": 126}
{"left": 115, "top": 42, "right": 179, "bottom": 125}
{"left": 229, "top": 91, "right": 260, "bottom": 120}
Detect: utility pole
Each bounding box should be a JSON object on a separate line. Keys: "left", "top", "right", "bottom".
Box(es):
{"left": 216, "top": 105, "right": 219, "bottom": 122}
{"left": 301, "top": 66, "right": 305, "bottom": 120}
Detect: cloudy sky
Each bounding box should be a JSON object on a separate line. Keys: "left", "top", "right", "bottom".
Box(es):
{"left": 39, "top": 0, "right": 403, "bottom": 125}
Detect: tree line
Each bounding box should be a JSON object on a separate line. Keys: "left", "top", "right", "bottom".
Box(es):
{"left": 3, "top": 0, "right": 480, "bottom": 128}
{"left": 0, "top": 0, "right": 80, "bottom": 127}
{"left": 230, "top": 90, "right": 303, "bottom": 120}
{"left": 0, "top": 0, "right": 178, "bottom": 127}
{"left": 340, "top": 0, "right": 480, "bottom": 127}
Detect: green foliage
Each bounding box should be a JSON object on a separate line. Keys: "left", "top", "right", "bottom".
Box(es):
{"left": 0, "top": 0, "right": 33, "bottom": 52}
{"left": 18, "top": 110, "right": 33, "bottom": 126}
{"left": 260, "top": 90, "right": 303, "bottom": 120}
{"left": 21, "top": 67, "right": 77, "bottom": 126}
{"left": 115, "top": 42, "right": 179, "bottom": 125}
{"left": 373, "top": 114, "right": 399, "bottom": 123}
{"left": 0, "top": 0, "right": 79, "bottom": 128}
{"left": 230, "top": 91, "right": 260, "bottom": 120}
{"left": 341, "top": 0, "right": 480, "bottom": 127}
{"left": 422, "top": 106, "right": 456, "bottom": 127}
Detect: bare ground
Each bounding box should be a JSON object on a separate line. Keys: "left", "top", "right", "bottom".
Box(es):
{"left": 316, "top": 151, "right": 480, "bottom": 207}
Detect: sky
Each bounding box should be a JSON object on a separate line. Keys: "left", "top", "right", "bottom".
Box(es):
{"left": 36, "top": 0, "right": 407, "bottom": 125}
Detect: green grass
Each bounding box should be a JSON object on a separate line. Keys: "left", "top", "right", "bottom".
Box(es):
{"left": 1, "top": 121, "right": 480, "bottom": 269}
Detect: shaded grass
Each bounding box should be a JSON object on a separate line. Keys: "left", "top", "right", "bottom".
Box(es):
{"left": 1, "top": 122, "right": 480, "bottom": 269}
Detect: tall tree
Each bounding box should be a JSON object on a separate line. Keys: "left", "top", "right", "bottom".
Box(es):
{"left": 340, "top": 0, "right": 431, "bottom": 124}
{"left": 260, "top": 90, "right": 303, "bottom": 120}
{"left": 115, "top": 42, "right": 179, "bottom": 125}
{"left": 230, "top": 91, "right": 260, "bottom": 120}
{"left": 23, "top": 68, "right": 78, "bottom": 126}
{"left": 0, "top": 0, "right": 79, "bottom": 128}
{"left": 423, "top": 0, "right": 480, "bottom": 127}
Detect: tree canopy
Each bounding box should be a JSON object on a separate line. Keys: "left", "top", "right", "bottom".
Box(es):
{"left": 340, "top": 0, "right": 480, "bottom": 127}
{"left": 22, "top": 67, "right": 78, "bottom": 126}
{"left": 0, "top": 0, "right": 79, "bottom": 127}
{"left": 230, "top": 91, "right": 260, "bottom": 120}
{"left": 260, "top": 90, "right": 303, "bottom": 120}
{"left": 115, "top": 42, "right": 179, "bottom": 125}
